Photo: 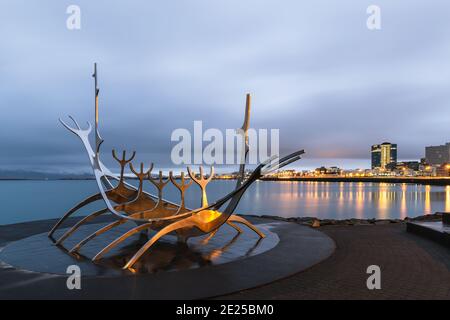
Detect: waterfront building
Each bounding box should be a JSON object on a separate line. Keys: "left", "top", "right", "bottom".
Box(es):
{"left": 371, "top": 145, "right": 381, "bottom": 168}
{"left": 315, "top": 166, "right": 342, "bottom": 175}
{"left": 425, "top": 142, "right": 450, "bottom": 165}
{"left": 389, "top": 161, "right": 421, "bottom": 171}
{"left": 419, "top": 165, "right": 437, "bottom": 177}
{"left": 391, "top": 161, "right": 421, "bottom": 176}
{"left": 341, "top": 169, "right": 370, "bottom": 177}
{"left": 263, "top": 169, "right": 300, "bottom": 178}
{"left": 436, "top": 163, "right": 450, "bottom": 177}
{"left": 402, "top": 161, "right": 421, "bottom": 171}
{"left": 371, "top": 142, "right": 397, "bottom": 169}
{"left": 275, "top": 169, "right": 297, "bottom": 178}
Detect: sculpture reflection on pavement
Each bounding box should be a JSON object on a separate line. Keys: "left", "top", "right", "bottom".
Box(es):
{"left": 48, "top": 64, "right": 304, "bottom": 270}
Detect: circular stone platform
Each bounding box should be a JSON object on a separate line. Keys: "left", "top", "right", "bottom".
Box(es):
{"left": 1, "top": 222, "right": 279, "bottom": 276}
{"left": 0, "top": 217, "right": 335, "bottom": 299}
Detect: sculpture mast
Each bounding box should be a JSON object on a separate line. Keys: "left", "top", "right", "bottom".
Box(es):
{"left": 236, "top": 93, "right": 251, "bottom": 187}
{"left": 92, "top": 63, "right": 103, "bottom": 153}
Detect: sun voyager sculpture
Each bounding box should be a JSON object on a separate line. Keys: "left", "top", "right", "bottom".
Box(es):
{"left": 49, "top": 64, "right": 304, "bottom": 270}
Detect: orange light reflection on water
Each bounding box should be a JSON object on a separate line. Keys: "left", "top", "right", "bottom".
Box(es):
{"left": 400, "top": 184, "right": 407, "bottom": 219}
{"left": 424, "top": 185, "right": 431, "bottom": 215}
{"left": 446, "top": 186, "right": 450, "bottom": 212}
{"left": 250, "top": 180, "right": 450, "bottom": 220}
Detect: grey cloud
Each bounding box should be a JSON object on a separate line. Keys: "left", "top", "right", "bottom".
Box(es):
{"left": 0, "top": 0, "right": 449, "bottom": 172}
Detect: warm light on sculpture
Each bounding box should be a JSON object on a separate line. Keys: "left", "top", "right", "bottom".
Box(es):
{"left": 49, "top": 64, "right": 304, "bottom": 270}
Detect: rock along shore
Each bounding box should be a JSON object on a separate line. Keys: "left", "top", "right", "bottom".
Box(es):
{"left": 242, "top": 212, "right": 444, "bottom": 228}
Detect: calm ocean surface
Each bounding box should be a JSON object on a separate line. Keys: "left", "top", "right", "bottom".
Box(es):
{"left": 0, "top": 180, "right": 447, "bottom": 225}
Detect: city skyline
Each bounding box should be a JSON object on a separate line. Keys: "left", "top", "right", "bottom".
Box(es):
{"left": 1, "top": 138, "right": 449, "bottom": 175}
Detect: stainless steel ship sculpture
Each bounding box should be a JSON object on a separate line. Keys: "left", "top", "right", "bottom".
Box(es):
{"left": 49, "top": 64, "right": 304, "bottom": 270}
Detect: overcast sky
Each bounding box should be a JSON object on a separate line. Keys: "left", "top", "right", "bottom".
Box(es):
{"left": 0, "top": 1, "right": 449, "bottom": 172}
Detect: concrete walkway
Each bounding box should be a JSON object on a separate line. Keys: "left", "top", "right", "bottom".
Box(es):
{"left": 220, "top": 223, "right": 450, "bottom": 300}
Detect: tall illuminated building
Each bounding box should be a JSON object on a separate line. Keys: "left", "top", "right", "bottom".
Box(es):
{"left": 371, "top": 142, "right": 397, "bottom": 169}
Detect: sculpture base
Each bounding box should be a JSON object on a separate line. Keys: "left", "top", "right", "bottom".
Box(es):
{"left": 1, "top": 221, "right": 278, "bottom": 276}
{"left": 0, "top": 217, "right": 335, "bottom": 299}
